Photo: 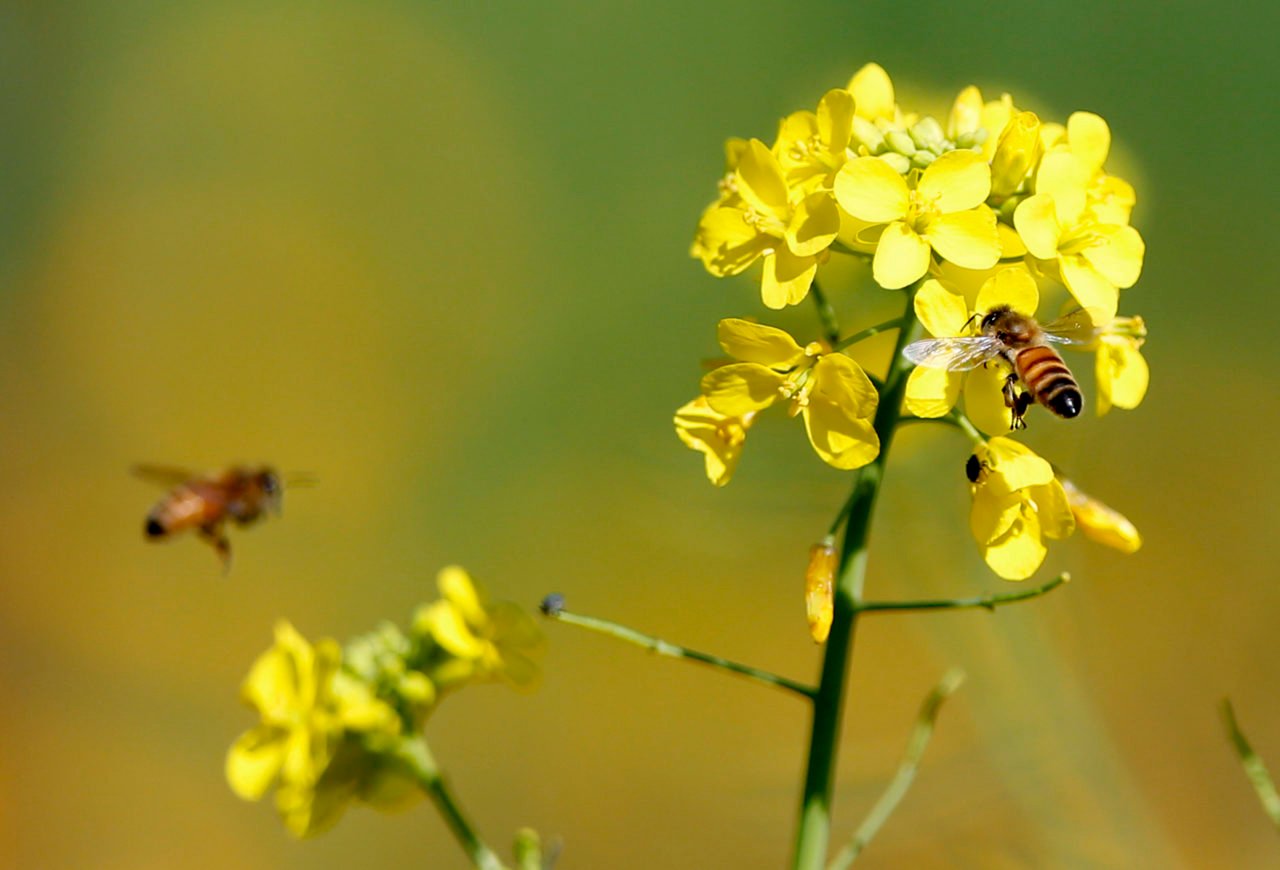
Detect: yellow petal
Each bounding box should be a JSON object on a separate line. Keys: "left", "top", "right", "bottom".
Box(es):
{"left": 914, "top": 278, "right": 970, "bottom": 337}
{"left": 1012, "top": 194, "right": 1062, "bottom": 260}
{"left": 1059, "top": 255, "right": 1119, "bottom": 322}
{"left": 803, "top": 399, "right": 880, "bottom": 469}
{"left": 981, "top": 511, "right": 1048, "bottom": 581}
{"left": 1028, "top": 480, "right": 1075, "bottom": 541}
{"left": 918, "top": 151, "right": 991, "bottom": 213}
{"left": 975, "top": 266, "right": 1039, "bottom": 316}
{"left": 947, "top": 85, "right": 983, "bottom": 138}
{"left": 848, "top": 63, "right": 895, "bottom": 120}
{"left": 872, "top": 221, "right": 930, "bottom": 289}
{"left": 817, "top": 88, "right": 855, "bottom": 151}
{"left": 989, "top": 111, "right": 1042, "bottom": 198}
{"left": 761, "top": 247, "right": 817, "bottom": 309}
{"left": 904, "top": 365, "right": 962, "bottom": 417}
{"left": 811, "top": 353, "right": 879, "bottom": 415}
{"left": 786, "top": 192, "right": 840, "bottom": 257}
{"left": 983, "top": 436, "right": 1055, "bottom": 491}
{"left": 226, "top": 727, "right": 286, "bottom": 800}
{"left": 1034, "top": 151, "right": 1089, "bottom": 225}
{"left": 1066, "top": 111, "right": 1110, "bottom": 173}
{"left": 276, "top": 775, "right": 353, "bottom": 839}
{"left": 833, "top": 156, "right": 909, "bottom": 224}
{"left": 971, "top": 487, "right": 1022, "bottom": 546}
{"left": 717, "top": 318, "right": 805, "bottom": 366}
{"left": 924, "top": 207, "right": 1000, "bottom": 271}
{"left": 702, "top": 363, "right": 785, "bottom": 416}
{"left": 997, "top": 222, "right": 1028, "bottom": 258}
{"left": 674, "top": 398, "right": 750, "bottom": 487}
{"left": 964, "top": 364, "right": 1017, "bottom": 435}
{"left": 1083, "top": 224, "right": 1144, "bottom": 289}
{"left": 1061, "top": 478, "right": 1142, "bottom": 553}
{"left": 695, "top": 206, "right": 769, "bottom": 276}
{"left": 1096, "top": 336, "right": 1149, "bottom": 413}
{"left": 805, "top": 542, "right": 837, "bottom": 643}
{"left": 417, "top": 600, "right": 487, "bottom": 659}
{"left": 735, "top": 139, "right": 790, "bottom": 219}
{"left": 437, "top": 566, "right": 487, "bottom": 626}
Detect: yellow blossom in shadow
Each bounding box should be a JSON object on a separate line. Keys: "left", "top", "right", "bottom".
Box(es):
{"left": 700, "top": 318, "right": 879, "bottom": 470}
{"left": 1091, "top": 314, "right": 1149, "bottom": 414}
{"left": 226, "top": 621, "right": 403, "bottom": 837}
{"left": 413, "top": 566, "right": 545, "bottom": 692}
{"left": 674, "top": 396, "right": 756, "bottom": 486}
{"left": 1059, "top": 477, "right": 1142, "bottom": 553}
{"left": 969, "top": 438, "right": 1075, "bottom": 580}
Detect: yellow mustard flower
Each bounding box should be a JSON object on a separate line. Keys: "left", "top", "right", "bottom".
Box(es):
{"left": 674, "top": 396, "right": 756, "bottom": 486}
{"left": 988, "top": 111, "right": 1043, "bottom": 201}
{"left": 413, "top": 566, "right": 545, "bottom": 692}
{"left": 1059, "top": 476, "right": 1142, "bottom": 553}
{"left": 1090, "top": 314, "right": 1149, "bottom": 414}
{"left": 226, "top": 621, "right": 402, "bottom": 837}
{"left": 902, "top": 268, "right": 1039, "bottom": 433}
{"left": 1014, "top": 148, "right": 1144, "bottom": 320}
{"left": 968, "top": 437, "right": 1075, "bottom": 580}
{"left": 700, "top": 318, "right": 880, "bottom": 470}
{"left": 834, "top": 151, "right": 1000, "bottom": 289}
{"left": 775, "top": 88, "right": 855, "bottom": 193}
{"left": 1040, "top": 112, "right": 1137, "bottom": 226}
{"left": 693, "top": 138, "right": 840, "bottom": 309}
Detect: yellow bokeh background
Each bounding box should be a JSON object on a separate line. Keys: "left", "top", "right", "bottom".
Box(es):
{"left": 2, "top": 3, "right": 1276, "bottom": 867}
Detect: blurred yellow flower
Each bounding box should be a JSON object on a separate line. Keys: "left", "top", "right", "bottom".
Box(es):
{"left": 700, "top": 318, "right": 880, "bottom": 470}
{"left": 1059, "top": 477, "right": 1142, "bottom": 553}
{"left": 834, "top": 151, "right": 1000, "bottom": 289}
{"left": 414, "top": 566, "right": 545, "bottom": 691}
{"left": 1090, "top": 314, "right": 1149, "bottom": 414}
{"left": 674, "top": 396, "right": 755, "bottom": 486}
{"left": 226, "top": 621, "right": 402, "bottom": 837}
{"left": 968, "top": 437, "right": 1075, "bottom": 580}
{"left": 693, "top": 138, "right": 839, "bottom": 309}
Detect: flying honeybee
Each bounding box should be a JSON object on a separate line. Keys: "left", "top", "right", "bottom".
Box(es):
{"left": 903, "top": 305, "right": 1096, "bottom": 429}
{"left": 134, "top": 464, "right": 287, "bottom": 569}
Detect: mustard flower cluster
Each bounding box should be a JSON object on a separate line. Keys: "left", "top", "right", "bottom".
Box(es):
{"left": 226, "top": 567, "right": 543, "bottom": 837}
{"left": 678, "top": 63, "right": 1148, "bottom": 581}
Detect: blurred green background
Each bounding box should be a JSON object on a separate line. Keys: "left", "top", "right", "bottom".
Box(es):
{"left": 1, "top": 2, "right": 1276, "bottom": 867}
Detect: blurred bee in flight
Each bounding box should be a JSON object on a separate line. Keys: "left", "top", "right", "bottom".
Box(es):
{"left": 904, "top": 306, "right": 1097, "bottom": 429}
{"left": 133, "top": 464, "right": 296, "bottom": 570}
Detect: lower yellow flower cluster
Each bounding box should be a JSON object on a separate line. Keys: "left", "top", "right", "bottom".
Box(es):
{"left": 226, "top": 567, "right": 543, "bottom": 837}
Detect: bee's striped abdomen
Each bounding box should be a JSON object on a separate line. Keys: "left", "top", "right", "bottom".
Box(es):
{"left": 1014, "top": 345, "right": 1083, "bottom": 418}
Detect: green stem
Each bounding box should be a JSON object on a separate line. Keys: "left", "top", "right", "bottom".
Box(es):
{"left": 545, "top": 606, "right": 815, "bottom": 699}
{"left": 791, "top": 287, "right": 922, "bottom": 870}
{"left": 1221, "top": 698, "right": 1280, "bottom": 830}
{"left": 832, "top": 317, "right": 906, "bottom": 353}
{"left": 395, "top": 737, "right": 507, "bottom": 870}
{"left": 810, "top": 280, "right": 842, "bottom": 345}
{"left": 859, "top": 573, "right": 1069, "bottom": 614}
{"left": 827, "top": 670, "right": 965, "bottom": 869}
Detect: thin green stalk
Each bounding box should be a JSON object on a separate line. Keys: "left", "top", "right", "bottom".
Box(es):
{"left": 395, "top": 737, "right": 507, "bottom": 870}
{"left": 832, "top": 317, "right": 906, "bottom": 353}
{"left": 827, "top": 669, "right": 965, "bottom": 869}
{"left": 810, "top": 280, "right": 842, "bottom": 345}
{"left": 791, "top": 287, "right": 922, "bottom": 870}
{"left": 859, "top": 573, "right": 1069, "bottom": 614}
{"left": 544, "top": 605, "right": 815, "bottom": 699}
{"left": 1221, "top": 698, "right": 1280, "bottom": 830}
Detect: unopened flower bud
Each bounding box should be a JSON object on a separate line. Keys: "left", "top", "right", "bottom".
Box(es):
{"left": 884, "top": 129, "right": 917, "bottom": 157}
{"left": 878, "top": 152, "right": 911, "bottom": 175}
{"left": 1059, "top": 477, "right": 1142, "bottom": 553}
{"left": 805, "top": 540, "right": 837, "bottom": 643}
{"left": 909, "top": 117, "right": 945, "bottom": 151}
{"left": 990, "top": 111, "right": 1042, "bottom": 199}
{"left": 852, "top": 116, "right": 885, "bottom": 153}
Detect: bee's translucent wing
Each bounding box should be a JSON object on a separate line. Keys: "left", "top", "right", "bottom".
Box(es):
{"left": 902, "top": 336, "right": 1003, "bottom": 371}
{"left": 131, "top": 464, "right": 195, "bottom": 488}
{"left": 1042, "top": 308, "right": 1105, "bottom": 345}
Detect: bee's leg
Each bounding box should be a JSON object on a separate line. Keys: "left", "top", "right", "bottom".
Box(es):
{"left": 198, "top": 524, "right": 233, "bottom": 573}
{"left": 1001, "top": 374, "right": 1032, "bottom": 430}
